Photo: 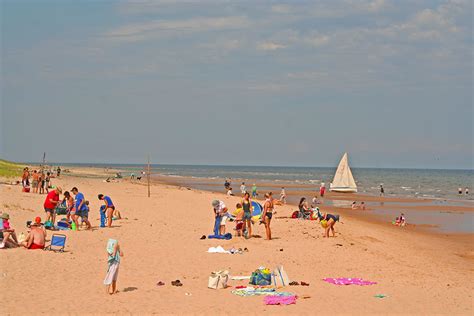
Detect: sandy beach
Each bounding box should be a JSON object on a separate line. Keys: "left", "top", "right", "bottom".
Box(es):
{"left": 0, "top": 167, "right": 473, "bottom": 315}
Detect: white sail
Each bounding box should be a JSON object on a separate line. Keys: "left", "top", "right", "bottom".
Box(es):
{"left": 330, "top": 153, "right": 357, "bottom": 193}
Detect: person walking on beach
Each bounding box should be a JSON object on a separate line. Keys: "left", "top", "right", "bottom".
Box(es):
{"left": 280, "top": 187, "right": 286, "bottom": 204}
{"left": 44, "top": 187, "right": 62, "bottom": 225}
{"left": 104, "top": 239, "right": 123, "bottom": 295}
{"left": 252, "top": 184, "right": 258, "bottom": 198}
{"left": 241, "top": 192, "right": 253, "bottom": 239}
{"left": 320, "top": 182, "right": 326, "bottom": 198}
{"left": 240, "top": 182, "right": 246, "bottom": 195}
{"left": 380, "top": 184, "right": 385, "bottom": 197}
{"left": 262, "top": 193, "right": 274, "bottom": 240}
{"left": 98, "top": 194, "right": 115, "bottom": 228}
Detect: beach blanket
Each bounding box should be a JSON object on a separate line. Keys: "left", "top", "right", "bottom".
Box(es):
{"left": 232, "top": 287, "right": 294, "bottom": 297}
{"left": 208, "top": 233, "right": 232, "bottom": 240}
{"left": 323, "top": 278, "right": 377, "bottom": 286}
{"left": 264, "top": 295, "right": 297, "bottom": 305}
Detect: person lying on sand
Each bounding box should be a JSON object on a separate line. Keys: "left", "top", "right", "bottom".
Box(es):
{"left": 317, "top": 211, "right": 340, "bottom": 238}
{"left": 0, "top": 213, "right": 19, "bottom": 248}
{"left": 21, "top": 217, "right": 46, "bottom": 250}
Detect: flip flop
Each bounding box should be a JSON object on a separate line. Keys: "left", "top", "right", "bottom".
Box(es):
{"left": 200, "top": 235, "right": 206, "bottom": 240}
{"left": 289, "top": 281, "right": 299, "bottom": 286}
{"left": 157, "top": 281, "right": 165, "bottom": 286}
{"left": 301, "top": 281, "right": 310, "bottom": 286}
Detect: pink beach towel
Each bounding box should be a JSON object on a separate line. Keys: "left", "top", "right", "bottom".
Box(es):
{"left": 323, "top": 278, "right": 377, "bottom": 286}
{"left": 264, "top": 295, "right": 297, "bottom": 305}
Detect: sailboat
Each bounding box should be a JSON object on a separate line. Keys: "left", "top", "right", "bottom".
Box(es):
{"left": 330, "top": 153, "right": 357, "bottom": 193}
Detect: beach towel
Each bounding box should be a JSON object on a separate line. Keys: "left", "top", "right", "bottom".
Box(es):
{"left": 264, "top": 295, "right": 297, "bottom": 305}
{"left": 323, "top": 278, "right": 377, "bottom": 286}
{"left": 231, "top": 287, "right": 294, "bottom": 297}
{"left": 208, "top": 233, "right": 232, "bottom": 240}
{"left": 213, "top": 216, "right": 222, "bottom": 235}
{"left": 207, "top": 246, "right": 230, "bottom": 254}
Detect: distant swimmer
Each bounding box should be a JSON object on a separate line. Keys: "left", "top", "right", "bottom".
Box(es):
{"left": 458, "top": 187, "right": 463, "bottom": 195}
{"left": 466, "top": 187, "right": 469, "bottom": 195}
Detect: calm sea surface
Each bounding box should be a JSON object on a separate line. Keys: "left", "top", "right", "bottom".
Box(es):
{"left": 66, "top": 164, "right": 473, "bottom": 201}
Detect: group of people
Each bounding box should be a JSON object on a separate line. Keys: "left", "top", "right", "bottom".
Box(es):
{"left": 21, "top": 167, "right": 62, "bottom": 193}
{"left": 297, "top": 197, "right": 340, "bottom": 237}
{"left": 212, "top": 191, "right": 275, "bottom": 240}
{"left": 0, "top": 214, "right": 47, "bottom": 249}
{"left": 458, "top": 187, "right": 469, "bottom": 195}
{"left": 351, "top": 201, "right": 366, "bottom": 210}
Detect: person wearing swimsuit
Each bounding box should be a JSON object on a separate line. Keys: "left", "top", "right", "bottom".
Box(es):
{"left": 318, "top": 211, "right": 340, "bottom": 238}
{"left": 241, "top": 192, "right": 253, "bottom": 239}
{"left": 262, "top": 192, "right": 274, "bottom": 240}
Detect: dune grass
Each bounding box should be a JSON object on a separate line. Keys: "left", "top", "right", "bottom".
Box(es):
{"left": 0, "top": 159, "right": 24, "bottom": 178}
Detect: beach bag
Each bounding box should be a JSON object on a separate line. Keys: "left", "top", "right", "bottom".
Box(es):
{"left": 208, "top": 270, "right": 229, "bottom": 289}
{"left": 272, "top": 265, "right": 290, "bottom": 287}
{"left": 291, "top": 211, "right": 299, "bottom": 219}
{"left": 250, "top": 268, "right": 272, "bottom": 286}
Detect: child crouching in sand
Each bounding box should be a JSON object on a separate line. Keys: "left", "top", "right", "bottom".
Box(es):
{"left": 104, "top": 239, "right": 123, "bottom": 295}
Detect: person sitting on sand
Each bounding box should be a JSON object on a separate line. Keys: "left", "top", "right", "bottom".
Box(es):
{"left": 227, "top": 187, "right": 234, "bottom": 196}
{"left": 104, "top": 239, "right": 123, "bottom": 295}
{"left": 311, "top": 195, "right": 321, "bottom": 207}
{"left": 0, "top": 213, "right": 19, "bottom": 249}
{"left": 299, "top": 197, "right": 312, "bottom": 219}
{"left": 317, "top": 211, "right": 340, "bottom": 238}
{"left": 212, "top": 200, "right": 229, "bottom": 235}
{"left": 98, "top": 194, "right": 118, "bottom": 227}
{"left": 21, "top": 217, "right": 46, "bottom": 250}
{"left": 233, "top": 203, "right": 244, "bottom": 237}
{"left": 262, "top": 193, "right": 274, "bottom": 240}
{"left": 241, "top": 192, "right": 253, "bottom": 239}
{"left": 44, "top": 186, "right": 62, "bottom": 225}
{"left": 395, "top": 213, "right": 406, "bottom": 227}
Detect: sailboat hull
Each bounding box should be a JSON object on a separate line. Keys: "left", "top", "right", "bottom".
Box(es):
{"left": 330, "top": 185, "right": 357, "bottom": 193}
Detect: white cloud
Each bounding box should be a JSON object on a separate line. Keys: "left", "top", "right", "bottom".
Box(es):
{"left": 106, "top": 16, "right": 250, "bottom": 41}
{"left": 257, "top": 41, "right": 286, "bottom": 51}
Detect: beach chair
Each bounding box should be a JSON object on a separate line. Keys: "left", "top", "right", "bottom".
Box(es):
{"left": 44, "top": 234, "right": 67, "bottom": 252}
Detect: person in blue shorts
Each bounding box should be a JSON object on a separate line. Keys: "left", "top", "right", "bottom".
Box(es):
{"left": 72, "top": 187, "right": 91, "bottom": 230}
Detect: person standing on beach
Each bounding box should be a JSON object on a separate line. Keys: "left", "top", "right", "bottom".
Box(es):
{"left": 252, "top": 184, "right": 258, "bottom": 198}
{"left": 320, "top": 182, "right": 326, "bottom": 197}
{"left": 56, "top": 166, "right": 61, "bottom": 177}
{"left": 212, "top": 200, "right": 228, "bottom": 235}
{"left": 44, "top": 172, "right": 51, "bottom": 193}
{"left": 240, "top": 182, "right": 246, "bottom": 195}
{"left": 21, "top": 167, "right": 30, "bottom": 189}
{"left": 104, "top": 239, "right": 123, "bottom": 295}
{"left": 98, "top": 194, "right": 115, "bottom": 228}
{"left": 71, "top": 187, "right": 91, "bottom": 230}
{"left": 262, "top": 192, "right": 274, "bottom": 240}
{"left": 38, "top": 173, "right": 45, "bottom": 194}
{"left": 44, "top": 187, "right": 62, "bottom": 225}
{"left": 32, "top": 170, "right": 39, "bottom": 193}
{"left": 241, "top": 192, "right": 253, "bottom": 239}
{"left": 380, "top": 184, "right": 385, "bottom": 197}
{"left": 280, "top": 187, "right": 286, "bottom": 204}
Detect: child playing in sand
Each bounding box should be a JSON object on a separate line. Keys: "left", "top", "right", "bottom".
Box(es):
{"left": 104, "top": 239, "right": 123, "bottom": 295}
{"left": 395, "top": 213, "right": 406, "bottom": 227}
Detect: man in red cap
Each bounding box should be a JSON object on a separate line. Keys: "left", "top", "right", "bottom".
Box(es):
{"left": 21, "top": 217, "right": 46, "bottom": 250}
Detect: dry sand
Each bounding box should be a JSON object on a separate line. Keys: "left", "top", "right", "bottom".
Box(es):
{"left": 1, "top": 169, "right": 473, "bottom": 315}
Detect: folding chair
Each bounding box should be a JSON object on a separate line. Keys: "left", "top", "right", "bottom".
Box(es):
{"left": 44, "top": 234, "right": 67, "bottom": 252}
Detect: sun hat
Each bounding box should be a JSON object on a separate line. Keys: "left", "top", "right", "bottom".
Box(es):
{"left": 56, "top": 186, "right": 62, "bottom": 194}
{"left": 1, "top": 213, "right": 10, "bottom": 220}
{"left": 212, "top": 200, "right": 220, "bottom": 208}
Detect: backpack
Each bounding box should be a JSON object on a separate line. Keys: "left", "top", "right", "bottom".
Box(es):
{"left": 250, "top": 268, "right": 272, "bottom": 286}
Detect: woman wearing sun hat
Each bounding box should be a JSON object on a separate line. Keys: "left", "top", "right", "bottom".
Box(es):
{"left": 0, "top": 213, "right": 19, "bottom": 249}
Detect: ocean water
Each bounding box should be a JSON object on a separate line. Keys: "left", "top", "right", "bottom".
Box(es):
{"left": 84, "top": 164, "right": 473, "bottom": 201}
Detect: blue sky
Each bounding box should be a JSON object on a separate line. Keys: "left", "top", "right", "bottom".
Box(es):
{"left": 1, "top": 0, "right": 472, "bottom": 169}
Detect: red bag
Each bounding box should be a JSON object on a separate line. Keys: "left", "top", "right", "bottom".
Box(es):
{"left": 291, "top": 211, "right": 299, "bottom": 219}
